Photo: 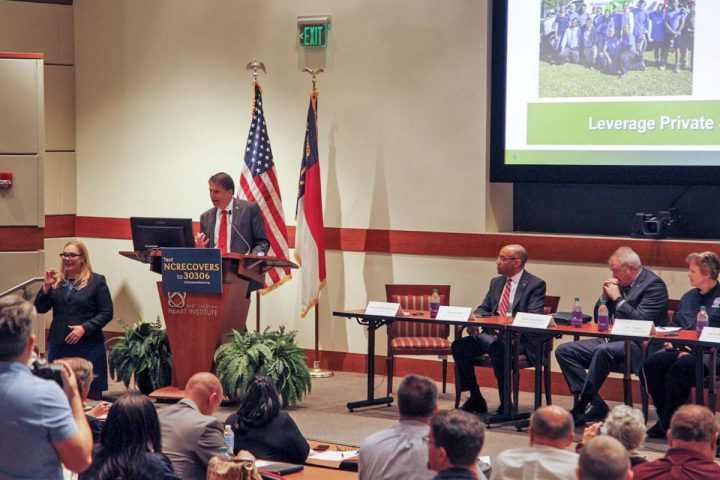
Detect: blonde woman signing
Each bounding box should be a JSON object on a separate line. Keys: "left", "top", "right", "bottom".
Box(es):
{"left": 35, "top": 240, "right": 113, "bottom": 399}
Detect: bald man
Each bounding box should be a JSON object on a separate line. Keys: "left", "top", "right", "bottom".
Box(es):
{"left": 452, "top": 244, "right": 546, "bottom": 414}
{"left": 158, "top": 373, "right": 228, "bottom": 479}
{"left": 491, "top": 406, "right": 578, "bottom": 480}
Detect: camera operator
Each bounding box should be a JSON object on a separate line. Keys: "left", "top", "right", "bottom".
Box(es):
{"left": 0, "top": 295, "right": 93, "bottom": 478}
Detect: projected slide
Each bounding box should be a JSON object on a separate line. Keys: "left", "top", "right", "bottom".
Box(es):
{"left": 505, "top": 0, "right": 718, "bottom": 166}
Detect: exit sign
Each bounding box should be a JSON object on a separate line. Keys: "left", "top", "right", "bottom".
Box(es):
{"left": 300, "top": 24, "right": 328, "bottom": 47}
{"left": 298, "top": 15, "right": 330, "bottom": 48}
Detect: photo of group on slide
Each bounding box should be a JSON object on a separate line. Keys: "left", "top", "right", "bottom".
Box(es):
{"left": 539, "top": 0, "right": 696, "bottom": 97}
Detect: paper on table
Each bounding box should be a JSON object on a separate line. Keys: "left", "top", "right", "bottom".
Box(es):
{"left": 308, "top": 450, "right": 358, "bottom": 461}
{"left": 255, "top": 460, "right": 273, "bottom": 467}
{"left": 656, "top": 326, "right": 682, "bottom": 333}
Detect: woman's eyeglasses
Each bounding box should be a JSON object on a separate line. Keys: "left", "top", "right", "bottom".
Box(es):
{"left": 59, "top": 253, "right": 83, "bottom": 259}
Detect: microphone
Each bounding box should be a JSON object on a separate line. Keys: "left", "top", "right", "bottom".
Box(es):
{"left": 230, "top": 221, "right": 252, "bottom": 255}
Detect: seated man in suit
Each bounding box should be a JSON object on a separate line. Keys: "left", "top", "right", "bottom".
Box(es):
{"left": 451, "top": 244, "right": 546, "bottom": 414}
{"left": 195, "top": 172, "right": 269, "bottom": 256}
{"left": 159, "top": 372, "right": 251, "bottom": 479}
{"left": 555, "top": 246, "right": 668, "bottom": 424}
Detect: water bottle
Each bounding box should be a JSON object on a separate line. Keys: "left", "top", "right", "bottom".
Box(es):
{"left": 430, "top": 288, "right": 441, "bottom": 319}
{"left": 696, "top": 306, "right": 709, "bottom": 337}
{"left": 223, "top": 425, "right": 235, "bottom": 456}
{"left": 571, "top": 297, "right": 583, "bottom": 328}
{"left": 597, "top": 299, "right": 610, "bottom": 332}
{"left": 219, "top": 446, "right": 233, "bottom": 460}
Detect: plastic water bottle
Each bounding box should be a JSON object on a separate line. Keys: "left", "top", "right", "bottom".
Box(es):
{"left": 597, "top": 299, "right": 610, "bottom": 332}
{"left": 219, "top": 446, "right": 233, "bottom": 460}
{"left": 223, "top": 425, "right": 235, "bottom": 456}
{"left": 430, "top": 288, "right": 441, "bottom": 319}
{"left": 571, "top": 297, "right": 583, "bottom": 328}
{"left": 696, "top": 306, "right": 709, "bottom": 337}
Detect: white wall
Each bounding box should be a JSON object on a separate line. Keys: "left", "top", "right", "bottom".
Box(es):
{"left": 72, "top": 1, "right": 692, "bottom": 361}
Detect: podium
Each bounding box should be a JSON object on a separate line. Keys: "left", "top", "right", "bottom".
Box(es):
{"left": 120, "top": 250, "right": 298, "bottom": 399}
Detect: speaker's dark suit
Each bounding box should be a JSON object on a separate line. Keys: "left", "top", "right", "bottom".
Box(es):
{"left": 199, "top": 199, "right": 269, "bottom": 255}
{"left": 451, "top": 270, "right": 546, "bottom": 403}
{"left": 555, "top": 267, "right": 669, "bottom": 407}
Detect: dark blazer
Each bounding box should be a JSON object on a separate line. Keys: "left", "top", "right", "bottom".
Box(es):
{"left": 35, "top": 272, "right": 113, "bottom": 345}
{"left": 475, "top": 270, "right": 547, "bottom": 316}
{"left": 226, "top": 410, "right": 310, "bottom": 465}
{"left": 593, "top": 268, "right": 669, "bottom": 325}
{"left": 199, "top": 199, "right": 269, "bottom": 255}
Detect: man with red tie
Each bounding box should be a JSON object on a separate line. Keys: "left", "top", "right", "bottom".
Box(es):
{"left": 451, "top": 244, "right": 547, "bottom": 415}
{"left": 195, "top": 171, "right": 269, "bottom": 259}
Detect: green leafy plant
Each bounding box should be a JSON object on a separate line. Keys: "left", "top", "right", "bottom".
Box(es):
{"left": 108, "top": 317, "right": 173, "bottom": 394}
{"left": 214, "top": 326, "right": 311, "bottom": 406}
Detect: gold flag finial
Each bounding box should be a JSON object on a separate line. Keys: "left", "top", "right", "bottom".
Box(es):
{"left": 302, "top": 67, "right": 325, "bottom": 92}
{"left": 246, "top": 59, "right": 267, "bottom": 81}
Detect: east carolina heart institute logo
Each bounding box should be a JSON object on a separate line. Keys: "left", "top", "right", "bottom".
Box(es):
{"left": 167, "top": 292, "right": 186, "bottom": 309}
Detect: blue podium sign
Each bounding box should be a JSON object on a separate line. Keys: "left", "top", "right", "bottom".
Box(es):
{"left": 161, "top": 248, "right": 222, "bottom": 294}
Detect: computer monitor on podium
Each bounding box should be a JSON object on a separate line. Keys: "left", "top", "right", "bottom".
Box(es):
{"left": 130, "top": 217, "right": 195, "bottom": 251}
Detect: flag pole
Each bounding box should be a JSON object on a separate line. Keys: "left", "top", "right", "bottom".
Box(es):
{"left": 310, "top": 304, "right": 332, "bottom": 378}
{"left": 303, "top": 67, "right": 332, "bottom": 379}
{"left": 255, "top": 292, "right": 261, "bottom": 332}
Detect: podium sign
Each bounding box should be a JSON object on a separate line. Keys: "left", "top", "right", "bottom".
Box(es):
{"left": 161, "top": 248, "right": 222, "bottom": 293}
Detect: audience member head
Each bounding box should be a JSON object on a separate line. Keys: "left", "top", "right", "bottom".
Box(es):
{"left": 608, "top": 246, "right": 642, "bottom": 286}
{"left": 397, "top": 374, "right": 438, "bottom": 421}
{"left": 497, "top": 244, "right": 528, "bottom": 277}
{"left": 58, "top": 239, "right": 93, "bottom": 289}
{"left": 234, "top": 374, "right": 282, "bottom": 431}
{"left": 0, "top": 295, "right": 36, "bottom": 363}
{"left": 63, "top": 357, "right": 94, "bottom": 401}
{"left": 577, "top": 436, "right": 632, "bottom": 480}
{"left": 604, "top": 405, "right": 646, "bottom": 454}
{"left": 668, "top": 405, "right": 719, "bottom": 459}
{"left": 529, "top": 406, "right": 575, "bottom": 449}
{"left": 427, "top": 409, "right": 485, "bottom": 472}
{"left": 686, "top": 252, "right": 720, "bottom": 292}
{"left": 94, "top": 392, "right": 163, "bottom": 479}
{"left": 185, "top": 372, "right": 223, "bottom": 416}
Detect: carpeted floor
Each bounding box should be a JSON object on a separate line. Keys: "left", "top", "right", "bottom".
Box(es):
{"left": 110, "top": 371, "right": 670, "bottom": 462}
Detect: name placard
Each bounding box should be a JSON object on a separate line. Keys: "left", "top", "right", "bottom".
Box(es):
{"left": 365, "top": 301, "right": 401, "bottom": 317}
{"left": 161, "top": 248, "right": 222, "bottom": 293}
{"left": 436, "top": 306, "right": 475, "bottom": 322}
{"left": 513, "top": 312, "right": 556, "bottom": 329}
{"left": 699, "top": 327, "right": 720, "bottom": 343}
{"left": 611, "top": 319, "right": 655, "bottom": 337}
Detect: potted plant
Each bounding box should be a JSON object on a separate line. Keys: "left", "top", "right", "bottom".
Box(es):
{"left": 214, "top": 326, "right": 311, "bottom": 406}
{"left": 108, "top": 317, "right": 173, "bottom": 394}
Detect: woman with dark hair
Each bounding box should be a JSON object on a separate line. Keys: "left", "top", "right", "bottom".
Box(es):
{"left": 35, "top": 239, "right": 113, "bottom": 399}
{"left": 225, "top": 374, "right": 310, "bottom": 464}
{"left": 80, "top": 392, "right": 179, "bottom": 480}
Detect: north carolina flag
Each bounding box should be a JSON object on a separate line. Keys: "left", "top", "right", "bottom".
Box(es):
{"left": 238, "top": 81, "right": 292, "bottom": 293}
{"left": 295, "top": 90, "right": 326, "bottom": 317}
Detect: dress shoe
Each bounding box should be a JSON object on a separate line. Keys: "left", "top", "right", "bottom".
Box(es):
{"left": 646, "top": 421, "right": 667, "bottom": 439}
{"left": 570, "top": 407, "right": 587, "bottom": 426}
{"left": 461, "top": 396, "right": 488, "bottom": 414}
{"left": 584, "top": 403, "right": 610, "bottom": 422}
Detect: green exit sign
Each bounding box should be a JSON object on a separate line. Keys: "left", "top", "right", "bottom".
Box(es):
{"left": 300, "top": 24, "right": 328, "bottom": 47}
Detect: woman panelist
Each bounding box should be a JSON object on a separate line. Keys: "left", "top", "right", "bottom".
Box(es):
{"left": 35, "top": 239, "right": 113, "bottom": 399}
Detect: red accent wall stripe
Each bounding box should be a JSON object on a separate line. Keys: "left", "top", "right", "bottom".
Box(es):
{"left": 0, "top": 52, "right": 44, "bottom": 60}
{"left": 0, "top": 227, "right": 43, "bottom": 251}
{"left": 35, "top": 214, "right": 720, "bottom": 269}
{"left": 44, "top": 215, "right": 75, "bottom": 238}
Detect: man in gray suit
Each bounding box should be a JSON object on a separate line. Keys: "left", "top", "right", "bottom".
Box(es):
{"left": 159, "top": 372, "right": 236, "bottom": 479}
{"left": 555, "top": 246, "right": 668, "bottom": 425}
{"left": 195, "top": 172, "right": 269, "bottom": 256}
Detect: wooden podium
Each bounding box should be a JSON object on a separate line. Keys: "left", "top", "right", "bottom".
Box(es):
{"left": 120, "top": 250, "right": 298, "bottom": 399}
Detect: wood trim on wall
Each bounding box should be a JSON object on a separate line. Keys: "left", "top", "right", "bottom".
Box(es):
{"left": 60, "top": 215, "right": 719, "bottom": 268}
{"left": 10, "top": 1, "right": 72, "bottom": 6}
{"left": 0, "top": 52, "right": 44, "bottom": 60}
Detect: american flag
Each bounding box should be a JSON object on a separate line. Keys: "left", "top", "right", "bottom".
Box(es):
{"left": 295, "top": 90, "right": 326, "bottom": 317}
{"left": 238, "top": 81, "right": 292, "bottom": 293}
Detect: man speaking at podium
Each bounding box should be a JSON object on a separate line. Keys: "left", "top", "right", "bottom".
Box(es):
{"left": 195, "top": 172, "right": 269, "bottom": 256}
